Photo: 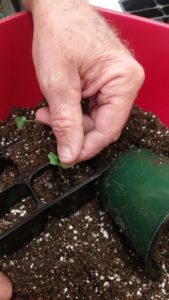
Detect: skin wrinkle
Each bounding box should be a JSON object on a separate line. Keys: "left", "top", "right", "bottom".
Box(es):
{"left": 83, "top": 56, "right": 134, "bottom": 81}
{"left": 82, "top": 71, "right": 121, "bottom": 97}
{"left": 81, "top": 51, "right": 135, "bottom": 93}
{"left": 38, "top": 107, "right": 94, "bottom": 135}
{"left": 50, "top": 104, "right": 82, "bottom": 130}
{"left": 84, "top": 57, "right": 142, "bottom": 101}
{"left": 82, "top": 69, "right": 128, "bottom": 99}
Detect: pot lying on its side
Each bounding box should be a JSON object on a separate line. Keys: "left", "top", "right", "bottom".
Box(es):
{"left": 100, "top": 148, "right": 169, "bottom": 279}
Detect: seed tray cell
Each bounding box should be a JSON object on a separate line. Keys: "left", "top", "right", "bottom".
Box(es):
{"left": 120, "top": 0, "right": 169, "bottom": 23}
{"left": 0, "top": 196, "right": 37, "bottom": 234}
{"left": 0, "top": 144, "right": 108, "bottom": 255}
{"left": 0, "top": 154, "right": 13, "bottom": 174}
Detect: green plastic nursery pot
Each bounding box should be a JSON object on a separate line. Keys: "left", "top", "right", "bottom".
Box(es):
{"left": 99, "top": 148, "right": 169, "bottom": 279}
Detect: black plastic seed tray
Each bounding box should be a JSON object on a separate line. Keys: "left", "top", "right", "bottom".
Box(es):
{"left": 120, "top": 0, "right": 169, "bottom": 23}
{"left": 0, "top": 146, "right": 108, "bottom": 255}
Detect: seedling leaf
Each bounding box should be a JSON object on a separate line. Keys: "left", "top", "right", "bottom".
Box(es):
{"left": 48, "top": 152, "right": 59, "bottom": 165}
{"left": 15, "top": 116, "right": 27, "bottom": 129}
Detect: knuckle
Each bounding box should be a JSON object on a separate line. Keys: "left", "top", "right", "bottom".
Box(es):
{"left": 39, "top": 74, "right": 67, "bottom": 95}
{"left": 127, "top": 59, "right": 145, "bottom": 86}
{"left": 51, "top": 108, "right": 76, "bottom": 137}
{"left": 135, "top": 62, "right": 145, "bottom": 86}
{"left": 52, "top": 118, "right": 74, "bottom": 137}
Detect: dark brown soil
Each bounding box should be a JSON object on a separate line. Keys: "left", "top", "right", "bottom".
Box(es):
{"left": 0, "top": 165, "right": 19, "bottom": 192}
{"left": 33, "top": 163, "right": 93, "bottom": 204}
{"left": 0, "top": 106, "right": 169, "bottom": 299}
{"left": 5, "top": 113, "right": 56, "bottom": 176}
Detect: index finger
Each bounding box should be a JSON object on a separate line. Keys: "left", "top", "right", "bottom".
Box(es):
{"left": 78, "top": 96, "right": 133, "bottom": 161}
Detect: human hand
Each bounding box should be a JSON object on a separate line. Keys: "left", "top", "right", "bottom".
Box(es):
{"left": 25, "top": 0, "right": 144, "bottom": 164}
{"left": 0, "top": 272, "right": 12, "bottom": 300}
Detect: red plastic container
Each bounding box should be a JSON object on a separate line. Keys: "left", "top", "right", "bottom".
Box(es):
{"left": 0, "top": 6, "right": 169, "bottom": 297}
{"left": 1, "top": 9, "right": 169, "bottom": 127}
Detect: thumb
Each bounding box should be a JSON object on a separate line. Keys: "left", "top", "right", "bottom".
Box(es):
{"left": 0, "top": 272, "right": 13, "bottom": 300}
{"left": 36, "top": 88, "right": 84, "bottom": 164}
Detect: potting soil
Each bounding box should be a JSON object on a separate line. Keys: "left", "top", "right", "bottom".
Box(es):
{"left": 0, "top": 106, "right": 169, "bottom": 299}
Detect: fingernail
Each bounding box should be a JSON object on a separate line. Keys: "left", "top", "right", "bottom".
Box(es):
{"left": 58, "top": 145, "right": 73, "bottom": 159}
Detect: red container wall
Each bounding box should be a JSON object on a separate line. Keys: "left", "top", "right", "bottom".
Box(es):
{"left": 98, "top": 8, "right": 169, "bottom": 127}
{"left": 0, "top": 10, "right": 169, "bottom": 126}
{"left": 0, "top": 12, "right": 41, "bottom": 119}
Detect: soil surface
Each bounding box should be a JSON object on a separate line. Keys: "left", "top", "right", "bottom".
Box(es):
{"left": 0, "top": 197, "right": 37, "bottom": 234}
{"left": 33, "top": 163, "right": 93, "bottom": 204}
{"left": 0, "top": 106, "right": 169, "bottom": 299}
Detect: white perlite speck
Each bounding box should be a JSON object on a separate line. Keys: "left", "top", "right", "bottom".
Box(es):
{"left": 103, "top": 282, "right": 110, "bottom": 287}
{"left": 45, "top": 233, "right": 50, "bottom": 238}
{"left": 137, "top": 290, "right": 142, "bottom": 296}
{"left": 84, "top": 215, "right": 93, "bottom": 222}
{"left": 60, "top": 256, "right": 65, "bottom": 262}
{"left": 100, "top": 228, "right": 109, "bottom": 239}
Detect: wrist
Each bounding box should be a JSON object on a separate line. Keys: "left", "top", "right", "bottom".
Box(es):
{"left": 22, "top": 0, "right": 89, "bottom": 13}
{"left": 25, "top": 0, "right": 93, "bottom": 32}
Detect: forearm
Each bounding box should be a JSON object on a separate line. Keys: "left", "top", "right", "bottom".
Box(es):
{"left": 21, "top": 0, "right": 95, "bottom": 33}
{"left": 22, "top": 0, "right": 90, "bottom": 12}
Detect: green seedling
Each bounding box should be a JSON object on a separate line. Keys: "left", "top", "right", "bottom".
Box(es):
{"left": 15, "top": 116, "right": 27, "bottom": 129}
{"left": 48, "top": 152, "right": 59, "bottom": 166}
{"left": 15, "top": 116, "right": 69, "bottom": 180}
{"left": 48, "top": 152, "right": 68, "bottom": 179}
{"left": 15, "top": 116, "right": 36, "bottom": 129}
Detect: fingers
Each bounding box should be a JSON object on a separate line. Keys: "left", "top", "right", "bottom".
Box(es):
{"left": 37, "top": 75, "right": 84, "bottom": 164}
{"left": 79, "top": 103, "right": 123, "bottom": 161}
{"left": 32, "top": 4, "right": 145, "bottom": 164}
{"left": 79, "top": 60, "right": 145, "bottom": 161}
{"left": 50, "top": 99, "right": 83, "bottom": 164}
{"left": 36, "top": 107, "right": 94, "bottom": 136}
{"left": 78, "top": 101, "right": 130, "bottom": 161}
{"left": 0, "top": 272, "right": 13, "bottom": 300}
{"left": 36, "top": 106, "right": 51, "bottom": 127}
{"left": 43, "top": 106, "right": 94, "bottom": 136}
{"left": 36, "top": 59, "right": 144, "bottom": 163}
{"left": 82, "top": 114, "right": 94, "bottom": 134}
